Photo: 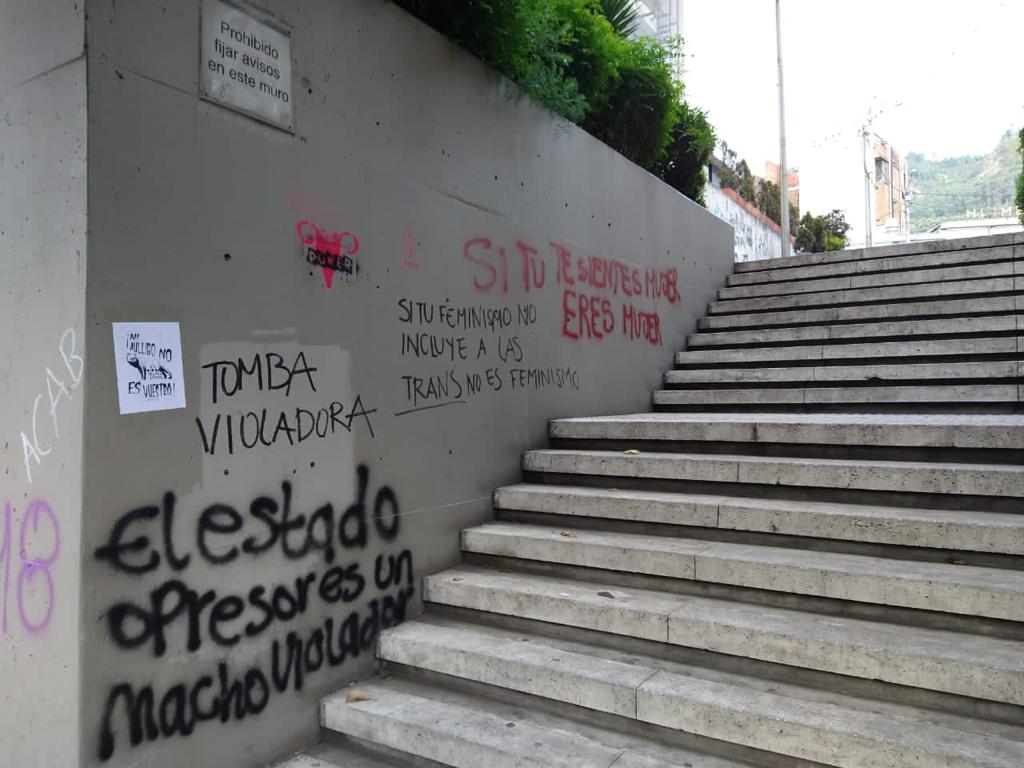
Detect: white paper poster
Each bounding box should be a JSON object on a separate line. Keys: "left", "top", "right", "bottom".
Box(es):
{"left": 112, "top": 322, "right": 187, "bottom": 414}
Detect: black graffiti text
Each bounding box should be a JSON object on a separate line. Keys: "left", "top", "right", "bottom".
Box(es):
{"left": 95, "top": 465, "right": 398, "bottom": 575}
{"left": 201, "top": 351, "right": 318, "bottom": 405}
{"left": 195, "top": 394, "right": 377, "bottom": 455}
{"left": 97, "top": 586, "right": 414, "bottom": 761}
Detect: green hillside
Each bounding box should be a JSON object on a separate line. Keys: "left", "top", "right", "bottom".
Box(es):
{"left": 907, "top": 129, "right": 1022, "bottom": 233}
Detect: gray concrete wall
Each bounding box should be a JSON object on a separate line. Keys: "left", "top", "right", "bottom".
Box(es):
{"left": 80, "top": 1, "right": 733, "bottom": 767}
{"left": 0, "top": 1, "right": 87, "bottom": 766}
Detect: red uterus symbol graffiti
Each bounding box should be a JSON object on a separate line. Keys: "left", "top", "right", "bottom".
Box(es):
{"left": 296, "top": 220, "right": 360, "bottom": 288}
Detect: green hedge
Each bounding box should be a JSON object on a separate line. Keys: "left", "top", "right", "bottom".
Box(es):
{"left": 657, "top": 102, "right": 716, "bottom": 206}
{"left": 394, "top": 0, "right": 714, "bottom": 202}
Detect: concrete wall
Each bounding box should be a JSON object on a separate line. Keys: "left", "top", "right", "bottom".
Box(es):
{"left": 706, "top": 185, "right": 785, "bottom": 262}
{"left": 76, "top": 1, "right": 733, "bottom": 766}
{"left": 0, "top": 1, "right": 87, "bottom": 767}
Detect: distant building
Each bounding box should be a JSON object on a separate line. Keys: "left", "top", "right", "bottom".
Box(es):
{"left": 867, "top": 133, "right": 910, "bottom": 243}
{"left": 631, "top": 1, "right": 683, "bottom": 77}
{"left": 763, "top": 161, "right": 800, "bottom": 212}
{"left": 799, "top": 130, "right": 910, "bottom": 249}
{"left": 632, "top": 0, "right": 680, "bottom": 41}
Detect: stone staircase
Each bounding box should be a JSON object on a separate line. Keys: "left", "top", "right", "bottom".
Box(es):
{"left": 287, "top": 234, "right": 1024, "bottom": 767}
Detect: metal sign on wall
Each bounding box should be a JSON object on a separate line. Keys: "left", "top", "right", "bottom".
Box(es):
{"left": 200, "top": 0, "right": 293, "bottom": 132}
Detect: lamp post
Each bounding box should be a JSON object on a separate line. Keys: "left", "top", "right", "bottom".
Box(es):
{"left": 775, "top": 0, "right": 789, "bottom": 258}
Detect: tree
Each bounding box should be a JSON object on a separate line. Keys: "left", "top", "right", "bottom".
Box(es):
{"left": 1017, "top": 128, "right": 1024, "bottom": 224}
{"left": 718, "top": 142, "right": 756, "bottom": 203}
{"left": 906, "top": 129, "right": 1021, "bottom": 232}
{"left": 795, "top": 209, "right": 850, "bottom": 253}
{"left": 753, "top": 179, "right": 799, "bottom": 236}
{"left": 756, "top": 178, "right": 779, "bottom": 222}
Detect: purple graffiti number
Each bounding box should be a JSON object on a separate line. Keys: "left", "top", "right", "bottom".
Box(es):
{"left": 1, "top": 502, "right": 10, "bottom": 635}
{"left": 15, "top": 499, "right": 59, "bottom": 634}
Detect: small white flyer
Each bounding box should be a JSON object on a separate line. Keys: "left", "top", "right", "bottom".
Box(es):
{"left": 112, "top": 322, "right": 187, "bottom": 414}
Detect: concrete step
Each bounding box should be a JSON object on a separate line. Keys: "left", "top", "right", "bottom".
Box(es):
{"left": 733, "top": 233, "right": 1022, "bottom": 274}
{"left": 424, "top": 568, "right": 1024, "bottom": 705}
{"left": 663, "top": 360, "right": 1022, "bottom": 385}
{"left": 676, "top": 336, "right": 1022, "bottom": 366}
{"left": 376, "top": 618, "right": 1024, "bottom": 767}
{"left": 640, "top": 669, "right": 1024, "bottom": 768}
{"left": 699, "top": 295, "right": 1020, "bottom": 332}
{"left": 461, "top": 522, "right": 1024, "bottom": 621}
{"left": 719, "top": 261, "right": 1019, "bottom": 301}
{"left": 653, "top": 384, "right": 1021, "bottom": 408}
{"left": 688, "top": 314, "right": 1022, "bottom": 349}
{"left": 275, "top": 756, "right": 345, "bottom": 768}
{"left": 708, "top": 277, "right": 1022, "bottom": 316}
{"left": 274, "top": 749, "right": 402, "bottom": 768}
{"left": 727, "top": 243, "right": 1020, "bottom": 287}
{"left": 548, "top": 412, "right": 1024, "bottom": 450}
{"left": 322, "top": 678, "right": 751, "bottom": 768}
{"left": 494, "top": 483, "right": 1024, "bottom": 554}
{"left": 523, "top": 448, "right": 1024, "bottom": 498}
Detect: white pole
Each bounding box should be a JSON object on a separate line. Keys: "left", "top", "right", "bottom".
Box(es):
{"left": 775, "top": 0, "right": 789, "bottom": 257}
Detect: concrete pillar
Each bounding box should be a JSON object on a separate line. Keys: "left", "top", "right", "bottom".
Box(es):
{"left": 0, "top": 2, "right": 87, "bottom": 766}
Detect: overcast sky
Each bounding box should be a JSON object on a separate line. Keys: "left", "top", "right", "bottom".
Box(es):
{"left": 680, "top": 0, "right": 1024, "bottom": 221}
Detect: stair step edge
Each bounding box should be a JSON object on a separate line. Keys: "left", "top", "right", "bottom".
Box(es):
{"left": 421, "top": 569, "right": 1024, "bottom": 705}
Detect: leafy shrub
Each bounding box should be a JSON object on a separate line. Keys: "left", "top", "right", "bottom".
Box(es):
{"left": 548, "top": 0, "right": 623, "bottom": 113}
{"left": 584, "top": 36, "right": 681, "bottom": 171}
{"left": 393, "top": 1, "right": 585, "bottom": 121}
{"left": 393, "top": 0, "right": 710, "bottom": 202}
{"left": 658, "top": 102, "right": 716, "bottom": 205}
{"left": 394, "top": 1, "right": 521, "bottom": 67}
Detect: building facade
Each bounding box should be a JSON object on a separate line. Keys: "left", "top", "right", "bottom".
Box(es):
{"left": 634, "top": 0, "right": 681, "bottom": 41}
{"left": 868, "top": 133, "right": 911, "bottom": 243}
